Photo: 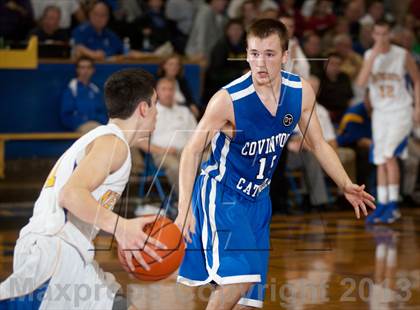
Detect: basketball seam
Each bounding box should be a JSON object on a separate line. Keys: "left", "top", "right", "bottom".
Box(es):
{"left": 127, "top": 221, "right": 184, "bottom": 270}
{"left": 132, "top": 246, "right": 182, "bottom": 269}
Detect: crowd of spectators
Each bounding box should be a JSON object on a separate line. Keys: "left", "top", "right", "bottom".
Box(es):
{"left": 1, "top": 0, "right": 420, "bottom": 212}
{"left": 1, "top": 1, "right": 418, "bottom": 62}
{"left": 1, "top": 1, "right": 418, "bottom": 74}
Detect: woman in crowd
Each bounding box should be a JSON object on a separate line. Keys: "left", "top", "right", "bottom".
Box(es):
{"left": 157, "top": 54, "right": 201, "bottom": 118}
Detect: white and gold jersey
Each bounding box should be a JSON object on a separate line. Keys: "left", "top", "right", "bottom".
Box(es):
{"left": 20, "top": 123, "right": 131, "bottom": 247}
{"left": 366, "top": 44, "right": 413, "bottom": 112}
{"left": 0, "top": 123, "right": 131, "bottom": 309}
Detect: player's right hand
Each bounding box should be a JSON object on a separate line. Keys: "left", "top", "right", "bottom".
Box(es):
{"left": 371, "top": 40, "right": 384, "bottom": 57}
{"left": 116, "top": 217, "right": 167, "bottom": 272}
{"left": 175, "top": 209, "right": 196, "bottom": 243}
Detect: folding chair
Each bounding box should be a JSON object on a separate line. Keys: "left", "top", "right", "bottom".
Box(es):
{"left": 138, "top": 153, "right": 166, "bottom": 201}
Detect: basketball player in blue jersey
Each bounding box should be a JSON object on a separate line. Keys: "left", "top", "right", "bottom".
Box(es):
{"left": 175, "top": 19, "right": 376, "bottom": 309}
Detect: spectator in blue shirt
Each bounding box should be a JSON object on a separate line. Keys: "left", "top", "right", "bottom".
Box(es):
{"left": 60, "top": 56, "right": 108, "bottom": 133}
{"left": 128, "top": 0, "right": 175, "bottom": 53}
{"left": 72, "top": 1, "right": 123, "bottom": 60}
{"left": 337, "top": 95, "right": 372, "bottom": 148}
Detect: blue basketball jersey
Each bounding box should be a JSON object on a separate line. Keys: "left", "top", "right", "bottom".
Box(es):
{"left": 201, "top": 70, "right": 302, "bottom": 200}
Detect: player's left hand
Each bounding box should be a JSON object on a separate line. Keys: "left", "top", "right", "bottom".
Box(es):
{"left": 343, "top": 183, "right": 376, "bottom": 219}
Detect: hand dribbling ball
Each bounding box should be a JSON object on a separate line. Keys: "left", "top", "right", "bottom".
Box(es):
{"left": 118, "top": 215, "right": 185, "bottom": 281}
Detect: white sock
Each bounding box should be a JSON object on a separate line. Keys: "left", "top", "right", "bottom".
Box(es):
{"left": 377, "top": 186, "right": 388, "bottom": 204}
{"left": 388, "top": 184, "right": 399, "bottom": 203}
{"left": 376, "top": 243, "right": 386, "bottom": 260}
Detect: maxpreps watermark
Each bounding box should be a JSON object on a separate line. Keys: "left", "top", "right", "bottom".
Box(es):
{"left": 2, "top": 277, "right": 119, "bottom": 307}
{"left": 2, "top": 275, "right": 416, "bottom": 307}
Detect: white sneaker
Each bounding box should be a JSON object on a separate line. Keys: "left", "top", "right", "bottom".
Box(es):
{"left": 134, "top": 204, "right": 161, "bottom": 217}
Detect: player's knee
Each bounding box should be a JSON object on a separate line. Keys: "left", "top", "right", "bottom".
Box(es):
{"left": 385, "top": 157, "right": 397, "bottom": 166}
{"left": 377, "top": 162, "right": 386, "bottom": 170}
{"left": 238, "top": 282, "right": 254, "bottom": 293}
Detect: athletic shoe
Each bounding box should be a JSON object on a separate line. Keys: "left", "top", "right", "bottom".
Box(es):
{"left": 379, "top": 202, "right": 401, "bottom": 224}
{"left": 366, "top": 203, "right": 387, "bottom": 224}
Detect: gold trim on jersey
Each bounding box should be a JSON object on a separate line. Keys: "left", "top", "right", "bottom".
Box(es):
{"left": 99, "top": 190, "right": 120, "bottom": 210}
{"left": 44, "top": 158, "right": 62, "bottom": 188}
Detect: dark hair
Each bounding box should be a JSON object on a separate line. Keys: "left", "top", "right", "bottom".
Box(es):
{"left": 374, "top": 19, "right": 391, "bottom": 29}
{"left": 303, "top": 32, "right": 320, "bottom": 45}
{"left": 278, "top": 13, "right": 294, "bottom": 20}
{"left": 370, "top": 0, "right": 384, "bottom": 7}
{"left": 42, "top": 5, "right": 61, "bottom": 19}
{"left": 242, "top": 0, "right": 256, "bottom": 8}
{"left": 225, "top": 18, "right": 244, "bottom": 33}
{"left": 76, "top": 56, "right": 94, "bottom": 67}
{"left": 247, "top": 19, "right": 289, "bottom": 51}
{"left": 327, "top": 51, "right": 343, "bottom": 61}
{"left": 156, "top": 53, "right": 184, "bottom": 78}
{"left": 104, "top": 69, "right": 155, "bottom": 119}
{"left": 88, "top": 0, "right": 110, "bottom": 14}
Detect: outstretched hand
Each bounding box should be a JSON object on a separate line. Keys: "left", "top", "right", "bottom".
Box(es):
{"left": 343, "top": 183, "right": 376, "bottom": 219}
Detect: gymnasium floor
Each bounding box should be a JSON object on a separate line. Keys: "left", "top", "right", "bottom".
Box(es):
{"left": 1, "top": 207, "right": 419, "bottom": 309}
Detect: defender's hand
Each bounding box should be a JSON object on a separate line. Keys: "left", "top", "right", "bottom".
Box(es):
{"left": 343, "top": 183, "right": 376, "bottom": 219}
{"left": 175, "top": 209, "right": 196, "bottom": 243}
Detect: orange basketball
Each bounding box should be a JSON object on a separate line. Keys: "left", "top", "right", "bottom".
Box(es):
{"left": 117, "top": 215, "right": 185, "bottom": 281}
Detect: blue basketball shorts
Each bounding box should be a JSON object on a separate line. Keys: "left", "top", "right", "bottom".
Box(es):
{"left": 177, "top": 172, "right": 272, "bottom": 308}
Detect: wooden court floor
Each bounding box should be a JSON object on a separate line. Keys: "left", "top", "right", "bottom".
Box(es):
{"left": 1, "top": 209, "right": 420, "bottom": 309}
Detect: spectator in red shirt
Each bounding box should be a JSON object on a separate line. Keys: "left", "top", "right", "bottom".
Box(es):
{"left": 305, "top": 0, "right": 336, "bottom": 35}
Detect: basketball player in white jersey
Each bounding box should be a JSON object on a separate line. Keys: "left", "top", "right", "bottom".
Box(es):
{"left": 357, "top": 20, "right": 420, "bottom": 224}
{"left": 0, "top": 69, "right": 166, "bottom": 309}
